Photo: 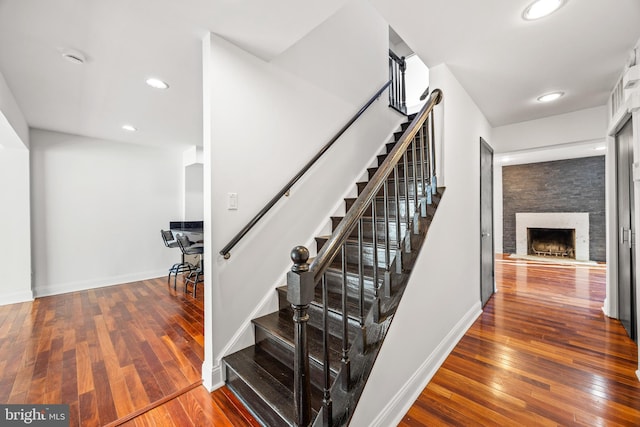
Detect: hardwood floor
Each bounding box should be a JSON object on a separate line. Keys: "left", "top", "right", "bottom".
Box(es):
{"left": 400, "top": 255, "right": 640, "bottom": 426}
{"left": 2, "top": 256, "right": 638, "bottom": 426}
{"left": 0, "top": 276, "right": 259, "bottom": 426}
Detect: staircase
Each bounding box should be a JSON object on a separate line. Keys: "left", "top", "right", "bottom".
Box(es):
{"left": 222, "top": 97, "right": 444, "bottom": 426}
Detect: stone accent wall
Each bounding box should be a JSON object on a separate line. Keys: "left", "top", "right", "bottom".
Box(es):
{"left": 502, "top": 156, "right": 605, "bottom": 261}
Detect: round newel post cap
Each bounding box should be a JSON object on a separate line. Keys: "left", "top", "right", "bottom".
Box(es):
{"left": 290, "top": 246, "right": 309, "bottom": 272}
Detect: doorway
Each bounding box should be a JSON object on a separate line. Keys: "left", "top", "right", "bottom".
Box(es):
{"left": 480, "top": 137, "right": 495, "bottom": 307}
{"left": 616, "top": 118, "right": 636, "bottom": 342}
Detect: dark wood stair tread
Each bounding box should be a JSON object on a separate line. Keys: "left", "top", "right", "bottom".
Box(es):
{"left": 224, "top": 345, "right": 320, "bottom": 426}
{"left": 323, "top": 253, "right": 397, "bottom": 286}
{"left": 277, "top": 285, "right": 373, "bottom": 325}
{"left": 316, "top": 234, "right": 402, "bottom": 251}
{"left": 252, "top": 311, "right": 344, "bottom": 376}
{"left": 310, "top": 283, "right": 374, "bottom": 326}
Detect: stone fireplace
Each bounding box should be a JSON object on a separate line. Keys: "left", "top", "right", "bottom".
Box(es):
{"left": 502, "top": 157, "right": 605, "bottom": 262}
{"left": 515, "top": 213, "right": 589, "bottom": 261}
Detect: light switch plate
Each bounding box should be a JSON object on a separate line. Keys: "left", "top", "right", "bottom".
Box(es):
{"left": 228, "top": 192, "right": 238, "bottom": 210}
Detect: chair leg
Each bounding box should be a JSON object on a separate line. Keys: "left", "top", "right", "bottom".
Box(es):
{"left": 193, "top": 273, "right": 199, "bottom": 298}
{"left": 185, "top": 270, "right": 194, "bottom": 295}
{"left": 169, "top": 268, "right": 177, "bottom": 289}
{"left": 168, "top": 264, "right": 176, "bottom": 286}
{"left": 183, "top": 268, "right": 202, "bottom": 298}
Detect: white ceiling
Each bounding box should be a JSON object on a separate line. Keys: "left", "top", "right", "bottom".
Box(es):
{"left": 376, "top": 0, "right": 640, "bottom": 126}
{"left": 0, "top": 0, "right": 639, "bottom": 148}
{"left": 0, "top": 0, "right": 348, "bottom": 148}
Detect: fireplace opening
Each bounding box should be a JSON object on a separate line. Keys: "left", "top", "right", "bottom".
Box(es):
{"left": 527, "top": 228, "right": 576, "bottom": 258}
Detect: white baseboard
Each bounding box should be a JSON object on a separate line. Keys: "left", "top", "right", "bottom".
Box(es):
{"left": 202, "top": 360, "right": 224, "bottom": 392}
{"left": 32, "top": 269, "right": 168, "bottom": 298}
{"left": 370, "top": 302, "right": 483, "bottom": 427}
{"left": 602, "top": 298, "right": 610, "bottom": 317}
{"left": 0, "top": 289, "right": 34, "bottom": 306}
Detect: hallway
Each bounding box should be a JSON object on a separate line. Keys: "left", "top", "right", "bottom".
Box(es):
{"left": 400, "top": 255, "right": 640, "bottom": 426}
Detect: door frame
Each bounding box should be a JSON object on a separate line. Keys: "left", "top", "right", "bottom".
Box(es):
{"left": 480, "top": 137, "right": 495, "bottom": 306}
{"left": 606, "top": 104, "right": 640, "bottom": 378}
{"left": 615, "top": 117, "right": 636, "bottom": 341}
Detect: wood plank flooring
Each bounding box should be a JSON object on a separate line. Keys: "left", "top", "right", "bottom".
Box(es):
{"left": 0, "top": 276, "right": 259, "bottom": 426}
{"left": 400, "top": 255, "right": 640, "bottom": 426}
{"left": 2, "top": 255, "right": 638, "bottom": 426}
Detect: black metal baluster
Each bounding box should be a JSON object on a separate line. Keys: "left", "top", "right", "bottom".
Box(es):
{"left": 393, "top": 165, "right": 402, "bottom": 274}
{"left": 400, "top": 57, "right": 406, "bottom": 112}
{"left": 341, "top": 243, "right": 350, "bottom": 390}
{"left": 391, "top": 63, "right": 397, "bottom": 108}
{"left": 425, "top": 114, "right": 432, "bottom": 198}
{"left": 403, "top": 149, "right": 412, "bottom": 253}
{"left": 416, "top": 125, "right": 423, "bottom": 199}
{"left": 420, "top": 121, "right": 429, "bottom": 215}
{"left": 392, "top": 64, "right": 396, "bottom": 108}
{"left": 430, "top": 109, "right": 437, "bottom": 194}
{"left": 411, "top": 135, "right": 419, "bottom": 234}
{"left": 322, "top": 274, "right": 332, "bottom": 426}
{"left": 393, "top": 61, "right": 398, "bottom": 108}
{"left": 383, "top": 179, "right": 391, "bottom": 297}
{"left": 371, "top": 200, "right": 380, "bottom": 322}
{"left": 388, "top": 57, "right": 393, "bottom": 107}
{"left": 358, "top": 218, "right": 366, "bottom": 347}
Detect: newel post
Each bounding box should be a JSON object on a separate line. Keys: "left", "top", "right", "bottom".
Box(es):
{"left": 287, "top": 246, "right": 314, "bottom": 427}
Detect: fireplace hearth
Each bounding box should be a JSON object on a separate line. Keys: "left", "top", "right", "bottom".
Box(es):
{"left": 527, "top": 228, "right": 576, "bottom": 258}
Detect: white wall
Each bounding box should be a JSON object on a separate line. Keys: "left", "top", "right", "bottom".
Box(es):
{"left": 0, "top": 121, "right": 32, "bottom": 305}
{"left": 183, "top": 146, "right": 204, "bottom": 220}
{"left": 0, "top": 71, "right": 28, "bottom": 149}
{"left": 184, "top": 163, "right": 203, "bottom": 220}
{"left": 0, "top": 71, "right": 32, "bottom": 305}
{"left": 271, "top": 0, "right": 387, "bottom": 106}
{"left": 405, "top": 54, "right": 430, "bottom": 115}
{"left": 203, "top": 0, "right": 403, "bottom": 388}
{"left": 30, "top": 129, "right": 183, "bottom": 296}
{"left": 492, "top": 106, "right": 607, "bottom": 153}
{"left": 350, "top": 64, "right": 491, "bottom": 426}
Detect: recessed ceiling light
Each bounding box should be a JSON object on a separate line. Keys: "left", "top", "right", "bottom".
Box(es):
{"left": 122, "top": 124, "right": 137, "bottom": 132}
{"left": 61, "top": 49, "right": 86, "bottom": 65}
{"left": 537, "top": 91, "right": 564, "bottom": 102}
{"left": 145, "top": 78, "right": 169, "bottom": 89}
{"left": 523, "top": 0, "right": 566, "bottom": 20}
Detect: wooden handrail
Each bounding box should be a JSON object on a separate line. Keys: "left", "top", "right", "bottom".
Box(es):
{"left": 219, "top": 80, "right": 393, "bottom": 259}
{"left": 309, "top": 89, "right": 443, "bottom": 281}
